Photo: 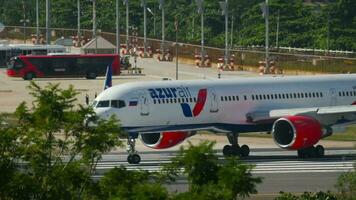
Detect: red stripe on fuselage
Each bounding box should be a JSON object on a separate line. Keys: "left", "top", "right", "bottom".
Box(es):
{"left": 193, "top": 89, "right": 207, "bottom": 117}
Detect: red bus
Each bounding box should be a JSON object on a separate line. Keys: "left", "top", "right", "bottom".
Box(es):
{"left": 6, "top": 54, "right": 120, "bottom": 80}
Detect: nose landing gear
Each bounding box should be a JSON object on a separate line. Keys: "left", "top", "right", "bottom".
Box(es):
{"left": 222, "top": 133, "right": 250, "bottom": 157}
{"left": 127, "top": 137, "right": 141, "bottom": 164}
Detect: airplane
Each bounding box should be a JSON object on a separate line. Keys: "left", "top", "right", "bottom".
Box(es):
{"left": 93, "top": 74, "right": 356, "bottom": 164}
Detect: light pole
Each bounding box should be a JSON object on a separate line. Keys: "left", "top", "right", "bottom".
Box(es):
{"left": 196, "top": 0, "right": 204, "bottom": 67}
{"left": 159, "top": 0, "right": 165, "bottom": 58}
{"left": 21, "top": 1, "right": 29, "bottom": 44}
{"left": 230, "top": 14, "right": 234, "bottom": 49}
{"left": 77, "top": 0, "right": 81, "bottom": 47}
{"left": 46, "top": 0, "right": 51, "bottom": 44}
{"left": 123, "top": 0, "right": 129, "bottom": 53}
{"left": 36, "top": 0, "right": 39, "bottom": 44}
{"left": 175, "top": 16, "right": 178, "bottom": 80}
{"left": 261, "top": 0, "right": 269, "bottom": 73}
{"left": 116, "top": 0, "right": 120, "bottom": 55}
{"left": 92, "top": 0, "right": 97, "bottom": 53}
{"left": 141, "top": 0, "right": 147, "bottom": 57}
{"left": 219, "top": 0, "right": 228, "bottom": 66}
{"left": 147, "top": 7, "right": 155, "bottom": 38}
{"left": 276, "top": 9, "right": 280, "bottom": 49}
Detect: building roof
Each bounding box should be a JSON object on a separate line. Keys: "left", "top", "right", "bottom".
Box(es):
{"left": 81, "top": 36, "right": 115, "bottom": 50}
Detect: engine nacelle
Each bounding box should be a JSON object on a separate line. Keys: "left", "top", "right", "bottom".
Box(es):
{"left": 140, "top": 131, "right": 191, "bottom": 149}
{"left": 272, "top": 116, "right": 322, "bottom": 150}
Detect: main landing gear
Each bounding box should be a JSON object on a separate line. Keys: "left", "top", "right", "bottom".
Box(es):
{"left": 297, "top": 145, "right": 325, "bottom": 158}
{"left": 222, "top": 133, "right": 250, "bottom": 157}
{"left": 127, "top": 137, "right": 141, "bottom": 164}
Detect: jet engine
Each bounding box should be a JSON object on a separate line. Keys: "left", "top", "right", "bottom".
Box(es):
{"left": 272, "top": 116, "right": 323, "bottom": 150}
{"left": 140, "top": 131, "right": 192, "bottom": 149}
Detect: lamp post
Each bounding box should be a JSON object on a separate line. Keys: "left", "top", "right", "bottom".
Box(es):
{"left": 92, "top": 0, "right": 97, "bottom": 54}
{"left": 175, "top": 16, "right": 178, "bottom": 80}
{"left": 123, "top": 0, "right": 129, "bottom": 53}
{"left": 159, "top": 0, "right": 165, "bottom": 58}
{"left": 147, "top": 7, "right": 155, "bottom": 38}
{"left": 20, "top": 1, "right": 29, "bottom": 44}
{"left": 36, "top": 0, "right": 39, "bottom": 44}
{"left": 116, "top": 0, "right": 120, "bottom": 55}
{"left": 264, "top": 0, "right": 269, "bottom": 73}
{"left": 46, "top": 0, "right": 51, "bottom": 44}
{"left": 196, "top": 0, "right": 204, "bottom": 67}
{"left": 260, "top": 0, "right": 269, "bottom": 74}
{"left": 275, "top": 9, "right": 280, "bottom": 50}
{"left": 77, "top": 0, "right": 81, "bottom": 47}
{"left": 219, "top": 0, "right": 228, "bottom": 66}
{"left": 141, "top": 0, "right": 147, "bottom": 57}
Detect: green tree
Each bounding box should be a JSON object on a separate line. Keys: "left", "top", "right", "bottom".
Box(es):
{"left": 164, "top": 141, "right": 262, "bottom": 200}
{"left": 336, "top": 169, "right": 356, "bottom": 200}
{"left": 275, "top": 191, "right": 338, "bottom": 200}
{"left": 0, "top": 82, "right": 124, "bottom": 199}
{"left": 98, "top": 166, "right": 169, "bottom": 200}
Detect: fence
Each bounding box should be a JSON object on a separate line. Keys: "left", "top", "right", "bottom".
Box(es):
{"left": 1, "top": 26, "right": 356, "bottom": 73}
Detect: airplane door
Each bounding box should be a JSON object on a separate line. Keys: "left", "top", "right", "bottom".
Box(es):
{"left": 139, "top": 90, "right": 149, "bottom": 116}
{"left": 329, "top": 88, "right": 337, "bottom": 106}
{"left": 209, "top": 88, "right": 219, "bottom": 112}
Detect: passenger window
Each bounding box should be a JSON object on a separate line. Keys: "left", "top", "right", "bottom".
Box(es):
{"left": 316, "top": 93, "right": 319, "bottom": 98}
{"left": 232, "top": 96, "right": 236, "bottom": 101}
{"left": 252, "top": 95, "right": 255, "bottom": 100}
{"left": 158, "top": 99, "right": 161, "bottom": 104}
{"left": 174, "top": 99, "right": 177, "bottom": 103}
{"left": 170, "top": 99, "right": 173, "bottom": 103}
{"left": 267, "top": 94, "right": 270, "bottom": 100}
{"left": 221, "top": 96, "right": 224, "bottom": 101}
{"left": 228, "top": 96, "right": 232, "bottom": 101}
{"left": 320, "top": 92, "right": 323, "bottom": 97}
{"left": 263, "top": 94, "right": 266, "bottom": 100}
{"left": 97, "top": 100, "right": 110, "bottom": 108}
{"left": 224, "top": 96, "right": 228, "bottom": 101}
{"left": 244, "top": 95, "right": 247, "bottom": 100}
{"left": 153, "top": 99, "right": 156, "bottom": 104}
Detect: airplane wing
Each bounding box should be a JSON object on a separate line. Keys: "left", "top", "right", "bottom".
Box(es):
{"left": 246, "top": 105, "right": 356, "bottom": 123}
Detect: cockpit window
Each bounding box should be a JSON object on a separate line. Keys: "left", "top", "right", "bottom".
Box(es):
{"left": 111, "top": 100, "right": 126, "bottom": 108}
{"left": 96, "top": 100, "right": 110, "bottom": 108}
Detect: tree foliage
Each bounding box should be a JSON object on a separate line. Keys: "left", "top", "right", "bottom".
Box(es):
{"left": 163, "top": 141, "right": 262, "bottom": 200}
{"left": 0, "top": 0, "right": 354, "bottom": 51}
{"left": 0, "top": 82, "right": 124, "bottom": 199}
{"left": 275, "top": 191, "right": 338, "bottom": 200}
{"left": 336, "top": 169, "right": 356, "bottom": 200}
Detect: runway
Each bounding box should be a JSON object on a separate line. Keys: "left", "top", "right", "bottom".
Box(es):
{"left": 94, "top": 148, "right": 356, "bottom": 197}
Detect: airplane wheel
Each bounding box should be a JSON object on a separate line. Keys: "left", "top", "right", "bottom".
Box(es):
{"left": 240, "top": 145, "right": 250, "bottom": 157}
{"left": 132, "top": 154, "right": 141, "bottom": 164}
{"left": 127, "top": 154, "right": 141, "bottom": 164}
{"left": 223, "top": 145, "right": 232, "bottom": 156}
{"left": 315, "top": 145, "right": 325, "bottom": 158}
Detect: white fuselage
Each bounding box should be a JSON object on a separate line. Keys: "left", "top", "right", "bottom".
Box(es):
{"left": 93, "top": 74, "right": 356, "bottom": 134}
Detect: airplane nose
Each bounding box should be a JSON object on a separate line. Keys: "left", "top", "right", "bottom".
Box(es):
{"left": 94, "top": 108, "right": 114, "bottom": 120}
